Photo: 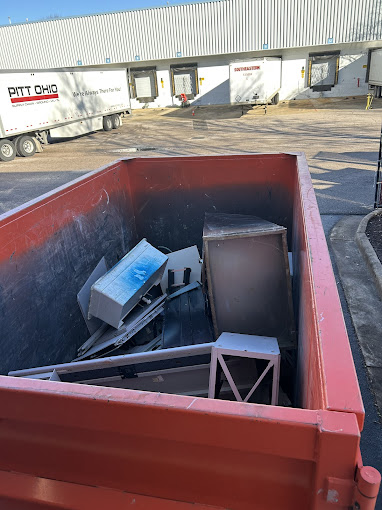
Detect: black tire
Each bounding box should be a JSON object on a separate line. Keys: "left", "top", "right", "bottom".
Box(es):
{"left": 103, "top": 116, "right": 113, "bottom": 131}
{"left": 111, "top": 114, "right": 121, "bottom": 129}
{"left": 0, "top": 139, "right": 16, "bottom": 162}
{"left": 15, "top": 135, "right": 37, "bottom": 157}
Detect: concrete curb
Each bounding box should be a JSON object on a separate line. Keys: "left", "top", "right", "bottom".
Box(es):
{"left": 356, "top": 209, "right": 382, "bottom": 301}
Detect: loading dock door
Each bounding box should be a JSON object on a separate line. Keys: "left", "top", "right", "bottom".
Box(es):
{"left": 308, "top": 53, "right": 339, "bottom": 91}
{"left": 130, "top": 68, "right": 158, "bottom": 100}
{"left": 135, "top": 74, "right": 155, "bottom": 97}
{"left": 171, "top": 65, "right": 198, "bottom": 98}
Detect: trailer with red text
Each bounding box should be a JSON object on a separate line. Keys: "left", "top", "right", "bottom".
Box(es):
{"left": 0, "top": 68, "right": 131, "bottom": 161}
{"left": 229, "top": 58, "right": 281, "bottom": 106}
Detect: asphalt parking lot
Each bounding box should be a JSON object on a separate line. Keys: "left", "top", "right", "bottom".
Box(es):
{"left": 1, "top": 96, "right": 381, "bottom": 214}
{"left": 1, "top": 96, "right": 382, "bottom": 500}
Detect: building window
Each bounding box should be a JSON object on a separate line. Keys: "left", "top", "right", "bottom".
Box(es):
{"left": 308, "top": 52, "right": 340, "bottom": 91}
{"left": 170, "top": 64, "right": 199, "bottom": 99}
{"left": 130, "top": 67, "right": 158, "bottom": 101}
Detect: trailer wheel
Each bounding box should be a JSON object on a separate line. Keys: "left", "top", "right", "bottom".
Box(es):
{"left": 0, "top": 139, "right": 16, "bottom": 162}
{"left": 15, "top": 135, "right": 37, "bottom": 157}
{"left": 111, "top": 114, "right": 121, "bottom": 129}
{"left": 103, "top": 116, "right": 113, "bottom": 131}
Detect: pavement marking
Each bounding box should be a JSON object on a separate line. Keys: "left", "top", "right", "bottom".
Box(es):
{"left": 311, "top": 178, "right": 340, "bottom": 190}
{"left": 316, "top": 191, "right": 373, "bottom": 210}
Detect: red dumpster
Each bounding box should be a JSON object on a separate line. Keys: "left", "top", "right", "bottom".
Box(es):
{"left": 0, "top": 153, "right": 379, "bottom": 509}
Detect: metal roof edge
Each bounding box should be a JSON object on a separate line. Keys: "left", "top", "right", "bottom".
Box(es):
{"left": 0, "top": 0, "right": 225, "bottom": 29}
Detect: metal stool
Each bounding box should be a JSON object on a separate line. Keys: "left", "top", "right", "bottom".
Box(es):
{"left": 208, "top": 332, "right": 280, "bottom": 405}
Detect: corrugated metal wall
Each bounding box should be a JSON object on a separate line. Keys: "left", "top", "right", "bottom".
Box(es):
{"left": 1, "top": 0, "right": 381, "bottom": 70}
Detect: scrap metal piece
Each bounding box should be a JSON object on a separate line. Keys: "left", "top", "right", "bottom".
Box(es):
{"left": 49, "top": 369, "right": 61, "bottom": 382}
{"left": 203, "top": 213, "right": 296, "bottom": 349}
{"left": 77, "top": 323, "right": 109, "bottom": 356}
{"left": 77, "top": 257, "right": 108, "bottom": 335}
{"left": 75, "top": 294, "right": 167, "bottom": 360}
{"left": 88, "top": 239, "right": 168, "bottom": 329}
{"left": 167, "top": 281, "right": 200, "bottom": 301}
{"left": 9, "top": 343, "right": 213, "bottom": 380}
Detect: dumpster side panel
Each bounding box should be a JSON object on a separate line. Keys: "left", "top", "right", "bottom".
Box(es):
{"left": 0, "top": 377, "right": 362, "bottom": 510}
{"left": 293, "top": 155, "right": 364, "bottom": 428}
{"left": 0, "top": 162, "right": 137, "bottom": 374}
{"left": 0, "top": 470, "right": 228, "bottom": 510}
{"left": 126, "top": 154, "right": 296, "bottom": 251}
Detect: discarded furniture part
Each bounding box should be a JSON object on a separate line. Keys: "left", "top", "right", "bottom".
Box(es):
{"left": 9, "top": 343, "right": 213, "bottom": 380}
{"left": 208, "top": 332, "right": 280, "bottom": 405}
{"left": 10, "top": 342, "right": 265, "bottom": 401}
{"left": 160, "top": 246, "right": 202, "bottom": 294}
{"left": 75, "top": 294, "right": 167, "bottom": 360}
{"left": 77, "top": 257, "right": 108, "bottom": 335}
{"left": 162, "top": 282, "right": 214, "bottom": 349}
{"left": 1, "top": 154, "right": 379, "bottom": 509}
{"left": 10, "top": 344, "right": 214, "bottom": 397}
{"left": 88, "top": 239, "right": 168, "bottom": 329}
{"left": 203, "top": 212, "right": 296, "bottom": 349}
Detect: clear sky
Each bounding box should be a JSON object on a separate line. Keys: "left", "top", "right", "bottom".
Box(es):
{"left": 2, "top": 0, "right": 199, "bottom": 26}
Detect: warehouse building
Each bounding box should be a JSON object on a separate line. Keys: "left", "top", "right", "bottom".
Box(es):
{"left": 1, "top": 0, "right": 382, "bottom": 109}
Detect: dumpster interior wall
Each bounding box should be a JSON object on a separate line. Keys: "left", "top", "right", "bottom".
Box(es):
{"left": 0, "top": 163, "right": 138, "bottom": 373}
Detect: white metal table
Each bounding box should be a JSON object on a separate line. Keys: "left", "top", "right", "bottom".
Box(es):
{"left": 208, "top": 332, "right": 280, "bottom": 405}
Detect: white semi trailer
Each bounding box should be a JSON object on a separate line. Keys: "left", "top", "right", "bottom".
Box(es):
{"left": 369, "top": 49, "right": 382, "bottom": 97}
{"left": 229, "top": 58, "right": 282, "bottom": 106}
{"left": 0, "top": 68, "right": 131, "bottom": 162}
